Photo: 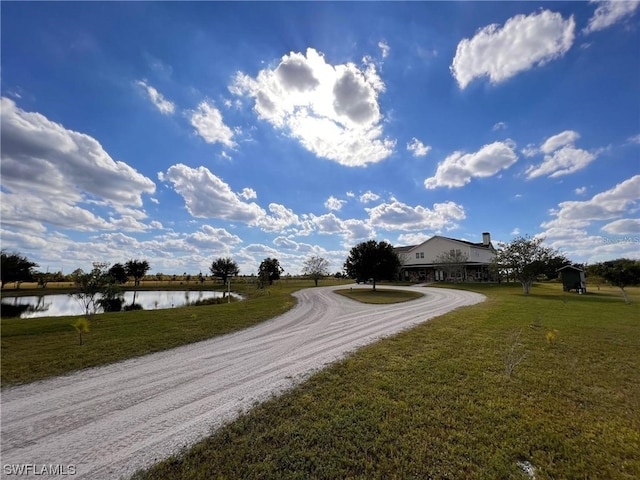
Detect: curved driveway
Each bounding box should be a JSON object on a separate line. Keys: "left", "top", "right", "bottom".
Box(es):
{"left": 1, "top": 285, "right": 484, "bottom": 479}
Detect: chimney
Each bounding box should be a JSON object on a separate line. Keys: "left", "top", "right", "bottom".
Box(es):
{"left": 482, "top": 232, "right": 491, "bottom": 246}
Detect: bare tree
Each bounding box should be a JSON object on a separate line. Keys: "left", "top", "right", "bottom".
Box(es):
{"left": 302, "top": 255, "right": 330, "bottom": 286}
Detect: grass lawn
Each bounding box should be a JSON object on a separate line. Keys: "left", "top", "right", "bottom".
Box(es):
{"left": 0, "top": 279, "right": 350, "bottom": 386}
{"left": 133, "top": 282, "right": 640, "bottom": 480}
{"left": 334, "top": 287, "right": 424, "bottom": 304}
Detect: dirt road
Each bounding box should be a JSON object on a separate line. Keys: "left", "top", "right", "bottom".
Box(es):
{"left": 1, "top": 285, "right": 484, "bottom": 479}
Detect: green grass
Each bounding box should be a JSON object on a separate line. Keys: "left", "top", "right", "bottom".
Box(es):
{"left": 133, "top": 283, "right": 640, "bottom": 480}
{"left": 334, "top": 288, "right": 423, "bottom": 304}
{"left": 0, "top": 279, "right": 350, "bottom": 386}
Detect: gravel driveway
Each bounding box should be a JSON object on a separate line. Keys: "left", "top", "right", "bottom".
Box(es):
{"left": 1, "top": 285, "right": 484, "bottom": 479}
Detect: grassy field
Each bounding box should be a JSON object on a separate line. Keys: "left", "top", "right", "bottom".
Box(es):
{"left": 133, "top": 282, "right": 640, "bottom": 480}
{"left": 0, "top": 279, "right": 351, "bottom": 386}
{"left": 334, "top": 288, "right": 424, "bottom": 304}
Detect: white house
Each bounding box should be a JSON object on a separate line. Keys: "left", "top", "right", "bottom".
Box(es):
{"left": 395, "top": 232, "right": 496, "bottom": 283}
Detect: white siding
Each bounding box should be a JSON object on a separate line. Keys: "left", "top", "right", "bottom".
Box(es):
{"left": 470, "top": 245, "right": 494, "bottom": 263}
{"left": 402, "top": 236, "right": 474, "bottom": 266}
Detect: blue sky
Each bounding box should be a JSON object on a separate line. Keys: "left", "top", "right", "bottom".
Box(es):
{"left": 1, "top": 1, "right": 639, "bottom": 276}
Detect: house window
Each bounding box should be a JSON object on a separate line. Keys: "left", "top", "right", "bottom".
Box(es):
{"left": 416, "top": 253, "right": 420, "bottom": 259}
{"left": 420, "top": 252, "right": 424, "bottom": 259}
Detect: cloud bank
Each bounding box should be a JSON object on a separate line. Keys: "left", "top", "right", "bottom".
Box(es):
{"left": 1, "top": 97, "right": 156, "bottom": 233}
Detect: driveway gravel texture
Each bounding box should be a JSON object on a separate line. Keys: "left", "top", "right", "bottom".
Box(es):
{"left": 1, "top": 285, "right": 485, "bottom": 479}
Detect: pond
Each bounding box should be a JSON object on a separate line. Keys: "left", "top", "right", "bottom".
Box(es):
{"left": 0, "top": 290, "right": 240, "bottom": 319}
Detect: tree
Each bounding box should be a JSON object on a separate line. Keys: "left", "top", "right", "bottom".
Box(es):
{"left": 302, "top": 255, "right": 330, "bottom": 286}
{"left": 72, "top": 317, "right": 90, "bottom": 346}
{"left": 531, "top": 254, "right": 571, "bottom": 281}
{"left": 492, "top": 236, "right": 558, "bottom": 294}
{"left": 96, "top": 282, "right": 125, "bottom": 312}
{"left": 434, "top": 249, "right": 469, "bottom": 283}
{"left": 258, "top": 258, "right": 283, "bottom": 287}
{"left": 125, "top": 259, "right": 150, "bottom": 287}
{"left": 587, "top": 259, "right": 640, "bottom": 303}
{"left": 33, "top": 270, "right": 63, "bottom": 289}
{"left": 71, "top": 263, "right": 112, "bottom": 319}
{"left": 71, "top": 262, "right": 125, "bottom": 317}
{"left": 1, "top": 251, "right": 38, "bottom": 288}
{"left": 108, "top": 263, "right": 129, "bottom": 284}
{"left": 210, "top": 257, "right": 240, "bottom": 284}
{"left": 344, "top": 240, "right": 401, "bottom": 291}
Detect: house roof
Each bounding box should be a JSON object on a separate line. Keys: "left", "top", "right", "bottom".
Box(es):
{"left": 440, "top": 235, "right": 493, "bottom": 249}
{"left": 556, "top": 264, "right": 584, "bottom": 272}
{"left": 394, "top": 235, "right": 494, "bottom": 253}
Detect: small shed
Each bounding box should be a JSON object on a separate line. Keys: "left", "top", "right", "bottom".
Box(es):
{"left": 557, "top": 265, "right": 586, "bottom": 293}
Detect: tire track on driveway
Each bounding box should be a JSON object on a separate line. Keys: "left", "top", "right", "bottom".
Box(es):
{"left": 1, "top": 285, "right": 484, "bottom": 479}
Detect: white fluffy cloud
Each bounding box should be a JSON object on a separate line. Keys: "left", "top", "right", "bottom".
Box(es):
{"left": 324, "top": 196, "right": 347, "bottom": 211}
{"left": 238, "top": 187, "right": 257, "bottom": 200}
{"left": 0, "top": 97, "right": 156, "bottom": 233}
{"left": 601, "top": 218, "right": 640, "bottom": 235}
{"left": 378, "top": 41, "right": 390, "bottom": 58}
{"left": 231, "top": 48, "right": 395, "bottom": 166}
{"left": 527, "top": 147, "right": 596, "bottom": 179}
{"left": 159, "top": 164, "right": 265, "bottom": 223}
{"left": 584, "top": 0, "right": 640, "bottom": 34}
{"left": 160, "top": 165, "right": 301, "bottom": 234}
{"left": 184, "top": 225, "right": 242, "bottom": 250}
{"left": 396, "top": 232, "right": 431, "bottom": 246}
{"left": 257, "top": 203, "right": 301, "bottom": 233}
{"left": 366, "top": 199, "right": 466, "bottom": 231}
{"left": 424, "top": 141, "right": 518, "bottom": 189}
{"left": 160, "top": 162, "right": 458, "bottom": 246}
{"left": 189, "top": 100, "right": 236, "bottom": 148}
{"left": 542, "top": 175, "right": 640, "bottom": 231}
{"left": 525, "top": 130, "right": 597, "bottom": 179}
{"left": 273, "top": 236, "right": 322, "bottom": 254}
{"left": 299, "top": 213, "right": 375, "bottom": 244}
{"left": 359, "top": 191, "right": 380, "bottom": 204}
{"left": 407, "top": 137, "right": 432, "bottom": 157}
{"left": 539, "top": 224, "right": 640, "bottom": 263}
{"left": 136, "top": 80, "right": 175, "bottom": 115}
{"left": 451, "top": 10, "right": 575, "bottom": 89}
{"left": 0, "top": 221, "right": 248, "bottom": 276}
{"left": 540, "top": 130, "right": 580, "bottom": 154}
{"left": 307, "top": 212, "right": 345, "bottom": 235}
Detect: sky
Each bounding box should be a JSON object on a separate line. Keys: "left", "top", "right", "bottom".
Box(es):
{"left": 1, "top": 1, "right": 639, "bottom": 276}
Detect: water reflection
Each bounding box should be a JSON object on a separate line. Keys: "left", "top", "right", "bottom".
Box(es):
{"left": 1, "top": 290, "right": 238, "bottom": 319}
